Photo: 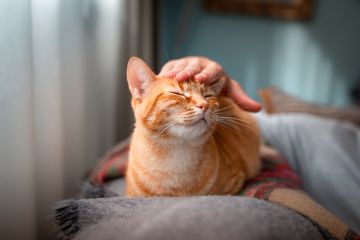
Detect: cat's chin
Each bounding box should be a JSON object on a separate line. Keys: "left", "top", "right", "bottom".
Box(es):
{"left": 169, "top": 121, "right": 210, "bottom": 140}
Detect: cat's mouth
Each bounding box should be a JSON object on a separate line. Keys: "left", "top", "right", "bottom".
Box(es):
{"left": 185, "top": 118, "right": 207, "bottom": 127}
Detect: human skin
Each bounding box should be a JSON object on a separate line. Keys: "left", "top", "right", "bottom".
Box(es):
{"left": 159, "top": 56, "right": 262, "bottom": 112}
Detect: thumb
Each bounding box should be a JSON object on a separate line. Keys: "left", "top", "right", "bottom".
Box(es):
{"left": 228, "top": 79, "right": 262, "bottom": 112}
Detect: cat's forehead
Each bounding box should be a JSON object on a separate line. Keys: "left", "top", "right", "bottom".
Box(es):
{"left": 178, "top": 80, "right": 206, "bottom": 92}
{"left": 156, "top": 77, "right": 215, "bottom": 95}
{"left": 161, "top": 78, "right": 207, "bottom": 92}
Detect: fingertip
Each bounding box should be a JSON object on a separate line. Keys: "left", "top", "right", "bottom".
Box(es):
{"left": 231, "top": 93, "right": 261, "bottom": 113}
{"left": 176, "top": 71, "right": 190, "bottom": 81}
{"left": 194, "top": 73, "right": 208, "bottom": 82}
{"left": 250, "top": 103, "right": 262, "bottom": 112}
{"left": 236, "top": 99, "right": 262, "bottom": 112}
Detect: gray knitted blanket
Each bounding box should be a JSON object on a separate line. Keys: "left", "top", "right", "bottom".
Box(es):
{"left": 53, "top": 182, "right": 322, "bottom": 240}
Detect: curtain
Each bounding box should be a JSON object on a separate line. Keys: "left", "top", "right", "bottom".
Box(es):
{"left": 0, "top": 0, "right": 154, "bottom": 239}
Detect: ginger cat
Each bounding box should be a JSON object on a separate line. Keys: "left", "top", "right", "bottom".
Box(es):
{"left": 126, "top": 57, "right": 260, "bottom": 197}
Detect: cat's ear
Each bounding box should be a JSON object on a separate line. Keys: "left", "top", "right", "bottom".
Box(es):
{"left": 210, "top": 77, "right": 226, "bottom": 95}
{"left": 127, "top": 57, "right": 156, "bottom": 100}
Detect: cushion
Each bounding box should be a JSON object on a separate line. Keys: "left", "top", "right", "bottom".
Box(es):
{"left": 258, "top": 87, "right": 360, "bottom": 126}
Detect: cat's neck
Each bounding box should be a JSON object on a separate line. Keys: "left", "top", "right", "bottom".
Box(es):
{"left": 132, "top": 124, "right": 212, "bottom": 172}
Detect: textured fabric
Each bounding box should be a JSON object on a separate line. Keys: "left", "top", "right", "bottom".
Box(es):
{"left": 258, "top": 87, "right": 360, "bottom": 126}
{"left": 255, "top": 113, "right": 360, "bottom": 232}
{"left": 82, "top": 140, "right": 359, "bottom": 240}
{"left": 89, "top": 138, "right": 130, "bottom": 185}
{"left": 54, "top": 196, "right": 323, "bottom": 240}
{"left": 241, "top": 157, "right": 359, "bottom": 240}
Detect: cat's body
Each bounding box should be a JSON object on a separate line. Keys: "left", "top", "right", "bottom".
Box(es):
{"left": 125, "top": 57, "right": 260, "bottom": 197}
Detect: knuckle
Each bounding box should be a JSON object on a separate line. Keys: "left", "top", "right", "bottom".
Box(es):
{"left": 213, "top": 63, "right": 223, "bottom": 72}
{"left": 163, "top": 62, "right": 173, "bottom": 69}
{"left": 189, "top": 58, "right": 202, "bottom": 67}
{"left": 187, "top": 68, "right": 195, "bottom": 74}
{"left": 167, "top": 60, "right": 175, "bottom": 65}
{"left": 201, "top": 71, "right": 210, "bottom": 77}
{"left": 189, "top": 64, "right": 200, "bottom": 72}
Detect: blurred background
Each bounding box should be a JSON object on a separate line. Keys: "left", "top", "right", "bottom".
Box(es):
{"left": 0, "top": 0, "right": 359, "bottom": 239}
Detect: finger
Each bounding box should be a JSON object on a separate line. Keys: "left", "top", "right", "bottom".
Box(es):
{"left": 194, "top": 72, "right": 209, "bottom": 82}
{"left": 228, "top": 80, "right": 262, "bottom": 112}
{"left": 159, "top": 59, "right": 189, "bottom": 77}
{"left": 176, "top": 61, "right": 202, "bottom": 81}
{"left": 195, "top": 63, "right": 224, "bottom": 83}
{"left": 175, "top": 69, "right": 192, "bottom": 81}
{"left": 161, "top": 69, "right": 178, "bottom": 78}
{"left": 165, "top": 60, "right": 188, "bottom": 78}
{"left": 159, "top": 61, "right": 175, "bottom": 76}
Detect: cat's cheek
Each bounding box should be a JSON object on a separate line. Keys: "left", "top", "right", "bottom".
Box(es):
{"left": 211, "top": 102, "right": 220, "bottom": 111}
{"left": 146, "top": 113, "right": 157, "bottom": 126}
{"left": 166, "top": 108, "right": 183, "bottom": 123}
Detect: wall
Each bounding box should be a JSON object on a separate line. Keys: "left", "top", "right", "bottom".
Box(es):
{"left": 160, "top": 0, "right": 360, "bottom": 106}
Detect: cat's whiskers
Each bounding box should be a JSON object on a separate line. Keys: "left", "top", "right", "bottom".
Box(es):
{"left": 216, "top": 116, "right": 259, "bottom": 137}
{"left": 213, "top": 126, "right": 229, "bottom": 140}
{"left": 210, "top": 109, "right": 259, "bottom": 137}
{"left": 203, "top": 109, "right": 258, "bottom": 140}
{"left": 180, "top": 109, "right": 196, "bottom": 115}
{"left": 182, "top": 115, "right": 198, "bottom": 121}
{"left": 215, "top": 120, "right": 235, "bottom": 134}
{"left": 214, "top": 104, "right": 237, "bottom": 113}
{"left": 151, "top": 122, "right": 176, "bottom": 144}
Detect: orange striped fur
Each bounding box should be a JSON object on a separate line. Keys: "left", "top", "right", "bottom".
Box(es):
{"left": 126, "top": 57, "right": 260, "bottom": 197}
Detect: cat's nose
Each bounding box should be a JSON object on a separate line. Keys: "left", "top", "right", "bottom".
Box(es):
{"left": 196, "top": 102, "right": 208, "bottom": 112}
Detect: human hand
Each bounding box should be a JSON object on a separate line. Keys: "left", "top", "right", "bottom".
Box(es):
{"left": 159, "top": 56, "right": 261, "bottom": 112}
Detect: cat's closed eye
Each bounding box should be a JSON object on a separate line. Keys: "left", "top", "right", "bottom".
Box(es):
{"left": 204, "top": 94, "right": 215, "bottom": 98}
{"left": 168, "top": 91, "right": 185, "bottom": 97}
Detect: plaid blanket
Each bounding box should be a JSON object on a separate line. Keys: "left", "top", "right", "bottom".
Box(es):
{"left": 89, "top": 139, "right": 359, "bottom": 240}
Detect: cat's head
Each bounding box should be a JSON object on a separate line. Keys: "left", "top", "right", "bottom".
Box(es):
{"left": 127, "top": 57, "right": 225, "bottom": 141}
